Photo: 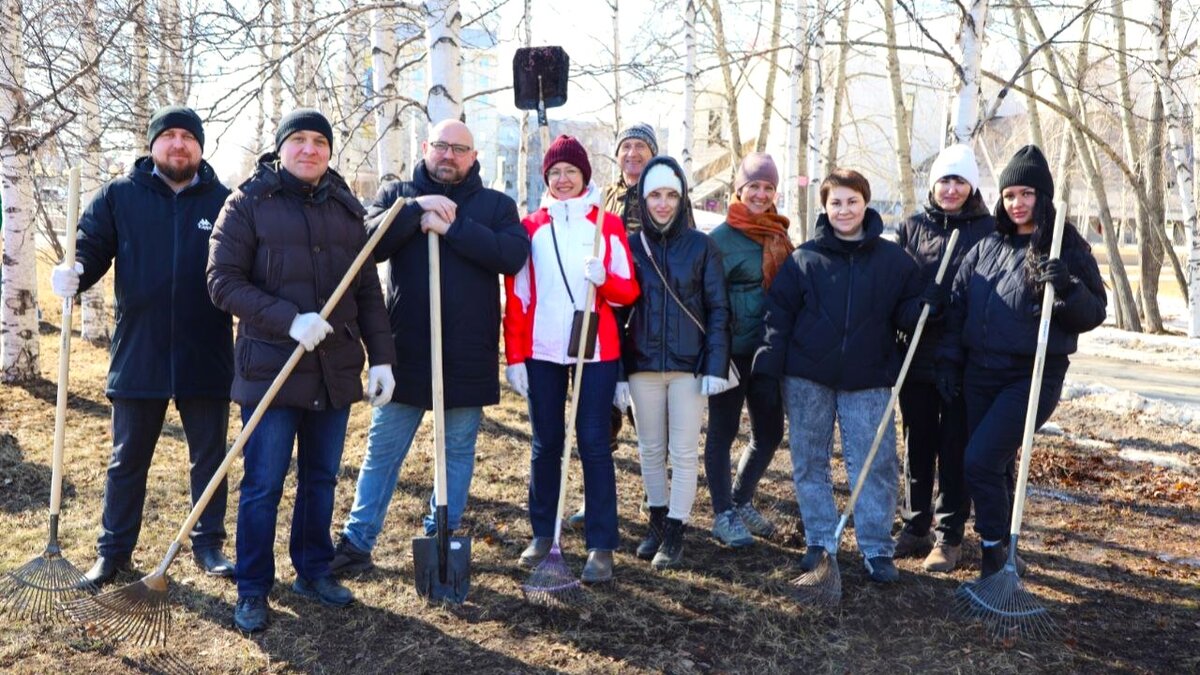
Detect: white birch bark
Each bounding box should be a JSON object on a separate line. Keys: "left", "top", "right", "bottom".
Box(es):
{"left": 1, "top": 0, "right": 40, "bottom": 382}
{"left": 785, "top": 0, "right": 807, "bottom": 234}
{"left": 611, "top": 0, "right": 622, "bottom": 136}
{"left": 131, "top": 0, "right": 150, "bottom": 146}
{"left": 808, "top": 0, "right": 826, "bottom": 185}
{"left": 79, "top": 0, "right": 110, "bottom": 345}
{"left": 683, "top": 0, "right": 696, "bottom": 180}
{"left": 161, "top": 0, "right": 185, "bottom": 104}
{"left": 883, "top": 0, "right": 916, "bottom": 216}
{"left": 517, "top": 0, "right": 531, "bottom": 214}
{"left": 372, "top": 5, "right": 404, "bottom": 180}
{"left": 270, "top": 0, "right": 283, "bottom": 125}
{"left": 952, "top": 0, "right": 988, "bottom": 144}
{"left": 425, "top": 0, "right": 462, "bottom": 124}
{"left": 293, "top": 0, "right": 310, "bottom": 106}
{"left": 1152, "top": 0, "right": 1199, "bottom": 336}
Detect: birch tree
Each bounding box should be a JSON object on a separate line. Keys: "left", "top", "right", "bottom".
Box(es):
{"left": 160, "top": 0, "right": 186, "bottom": 104}
{"left": 785, "top": 0, "right": 809, "bottom": 237}
{"left": 808, "top": 0, "right": 827, "bottom": 185}
{"left": 1012, "top": 5, "right": 1044, "bottom": 148}
{"left": 610, "top": 0, "right": 622, "bottom": 135}
{"left": 952, "top": 0, "right": 987, "bottom": 143}
{"left": 883, "top": 0, "right": 916, "bottom": 216}
{"left": 79, "top": 0, "right": 110, "bottom": 345}
{"left": 1, "top": 0, "right": 40, "bottom": 382}
{"left": 824, "top": 0, "right": 851, "bottom": 168}
{"left": 754, "top": 0, "right": 783, "bottom": 153}
{"left": 517, "top": 0, "right": 530, "bottom": 213}
{"left": 1152, "top": 0, "right": 1199, "bottom": 337}
{"left": 680, "top": 0, "right": 696, "bottom": 181}
{"left": 372, "top": 4, "right": 404, "bottom": 180}
{"left": 425, "top": 0, "right": 461, "bottom": 124}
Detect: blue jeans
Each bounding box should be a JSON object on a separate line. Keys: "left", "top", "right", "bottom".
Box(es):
{"left": 342, "top": 403, "right": 483, "bottom": 551}
{"left": 784, "top": 377, "right": 897, "bottom": 559}
{"left": 236, "top": 405, "right": 350, "bottom": 598}
{"left": 526, "top": 358, "right": 619, "bottom": 551}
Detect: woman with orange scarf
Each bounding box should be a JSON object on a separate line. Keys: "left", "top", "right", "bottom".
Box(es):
{"left": 703, "top": 153, "right": 794, "bottom": 547}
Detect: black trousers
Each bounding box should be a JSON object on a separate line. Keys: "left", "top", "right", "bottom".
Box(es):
{"left": 97, "top": 397, "right": 229, "bottom": 558}
{"left": 897, "top": 380, "right": 970, "bottom": 544}
{"left": 961, "top": 357, "right": 1067, "bottom": 542}
{"left": 703, "top": 354, "right": 785, "bottom": 515}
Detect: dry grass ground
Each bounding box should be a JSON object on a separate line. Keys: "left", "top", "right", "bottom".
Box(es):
{"left": 1, "top": 265, "right": 1197, "bottom": 673}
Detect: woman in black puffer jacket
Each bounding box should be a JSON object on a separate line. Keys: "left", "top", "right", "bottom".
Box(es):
{"left": 939, "top": 145, "right": 1106, "bottom": 580}
{"left": 622, "top": 155, "right": 731, "bottom": 570}
{"left": 893, "top": 144, "right": 995, "bottom": 573}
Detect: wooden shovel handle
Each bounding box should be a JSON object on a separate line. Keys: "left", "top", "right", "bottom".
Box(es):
{"left": 164, "top": 197, "right": 407, "bottom": 553}
{"left": 49, "top": 166, "right": 81, "bottom": 517}
{"left": 429, "top": 231, "right": 448, "bottom": 506}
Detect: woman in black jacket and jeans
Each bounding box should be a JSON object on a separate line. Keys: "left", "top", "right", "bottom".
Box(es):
{"left": 893, "top": 144, "right": 995, "bottom": 572}
{"left": 623, "top": 156, "right": 732, "bottom": 570}
{"left": 939, "top": 145, "right": 1106, "bottom": 578}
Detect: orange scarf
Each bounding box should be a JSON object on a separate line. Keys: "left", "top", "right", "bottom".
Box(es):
{"left": 726, "top": 196, "right": 793, "bottom": 289}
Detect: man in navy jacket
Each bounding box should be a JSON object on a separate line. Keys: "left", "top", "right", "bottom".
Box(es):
{"left": 51, "top": 106, "right": 235, "bottom": 585}
{"left": 330, "top": 119, "right": 529, "bottom": 574}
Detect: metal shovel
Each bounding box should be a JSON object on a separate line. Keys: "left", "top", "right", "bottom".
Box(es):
{"left": 412, "top": 231, "right": 470, "bottom": 603}
{"left": 513, "top": 46, "right": 569, "bottom": 151}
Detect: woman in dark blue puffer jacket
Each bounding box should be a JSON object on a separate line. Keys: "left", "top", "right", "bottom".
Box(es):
{"left": 938, "top": 145, "right": 1106, "bottom": 579}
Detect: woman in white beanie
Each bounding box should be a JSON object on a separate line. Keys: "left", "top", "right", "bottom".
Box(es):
{"left": 621, "top": 155, "right": 732, "bottom": 569}
{"left": 892, "top": 143, "right": 994, "bottom": 572}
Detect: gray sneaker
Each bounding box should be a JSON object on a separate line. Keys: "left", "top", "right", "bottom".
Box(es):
{"left": 711, "top": 509, "right": 754, "bottom": 548}
{"left": 734, "top": 502, "right": 777, "bottom": 538}
{"left": 566, "top": 504, "right": 586, "bottom": 529}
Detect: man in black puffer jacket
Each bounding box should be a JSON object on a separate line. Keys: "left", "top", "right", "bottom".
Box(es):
{"left": 208, "top": 109, "right": 396, "bottom": 633}
{"left": 51, "top": 106, "right": 235, "bottom": 586}
{"left": 893, "top": 144, "right": 995, "bottom": 572}
{"left": 331, "top": 119, "right": 529, "bottom": 576}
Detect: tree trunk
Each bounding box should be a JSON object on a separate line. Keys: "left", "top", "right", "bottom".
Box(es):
{"left": 824, "top": 0, "right": 851, "bottom": 168}
{"left": 883, "top": 0, "right": 916, "bottom": 216}
{"left": 1152, "top": 0, "right": 1199, "bottom": 336}
{"left": 1, "top": 0, "right": 40, "bottom": 382}
{"left": 808, "top": 0, "right": 827, "bottom": 184}
{"left": 131, "top": 0, "right": 149, "bottom": 144}
{"left": 270, "top": 0, "right": 283, "bottom": 125}
{"left": 682, "top": 0, "right": 696, "bottom": 180}
{"left": 79, "top": 0, "right": 110, "bottom": 345}
{"left": 754, "top": 0, "right": 783, "bottom": 153}
{"left": 517, "top": 0, "right": 530, "bottom": 214}
{"left": 952, "top": 0, "right": 988, "bottom": 143}
{"left": 425, "top": 0, "right": 461, "bottom": 123}
{"left": 705, "top": 0, "right": 743, "bottom": 169}
{"left": 161, "top": 0, "right": 185, "bottom": 104}
{"left": 1012, "top": 5, "right": 1044, "bottom": 148}
{"left": 611, "top": 0, "right": 621, "bottom": 136}
{"left": 372, "top": 5, "right": 404, "bottom": 181}
{"left": 785, "top": 0, "right": 808, "bottom": 238}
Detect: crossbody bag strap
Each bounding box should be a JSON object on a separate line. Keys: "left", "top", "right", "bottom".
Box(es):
{"left": 639, "top": 231, "right": 705, "bottom": 334}
{"left": 549, "top": 220, "right": 580, "bottom": 310}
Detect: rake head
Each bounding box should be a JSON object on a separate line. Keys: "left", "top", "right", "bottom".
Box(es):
{"left": 955, "top": 565, "right": 1057, "bottom": 643}
{"left": 789, "top": 549, "right": 842, "bottom": 607}
{"left": 61, "top": 572, "right": 172, "bottom": 647}
{"left": 0, "top": 547, "right": 97, "bottom": 622}
{"left": 521, "top": 543, "right": 583, "bottom": 606}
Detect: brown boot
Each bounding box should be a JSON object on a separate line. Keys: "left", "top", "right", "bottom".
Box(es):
{"left": 893, "top": 529, "right": 934, "bottom": 558}
{"left": 922, "top": 541, "right": 961, "bottom": 572}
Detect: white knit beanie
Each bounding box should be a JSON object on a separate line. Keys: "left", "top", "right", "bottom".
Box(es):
{"left": 928, "top": 144, "right": 980, "bottom": 193}
{"left": 641, "top": 162, "right": 682, "bottom": 197}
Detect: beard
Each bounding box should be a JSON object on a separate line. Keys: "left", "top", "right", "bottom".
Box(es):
{"left": 431, "top": 160, "right": 465, "bottom": 184}
{"left": 154, "top": 156, "right": 200, "bottom": 184}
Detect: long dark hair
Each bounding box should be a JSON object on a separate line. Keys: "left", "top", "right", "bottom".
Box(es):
{"left": 994, "top": 189, "right": 1087, "bottom": 290}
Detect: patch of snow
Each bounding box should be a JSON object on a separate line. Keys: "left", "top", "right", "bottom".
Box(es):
{"left": 1082, "top": 296, "right": 1200, "bottom": 370}
{"left": 1061, "top": 381, "right": 1200, "bottom": 433}
{"left": 1117, "top": 447, "right": 1196, "bottom": 473}
{"left": 1156, "top": 553, "right": 1200, "bottom": 568}
{"left": 1072, "top": 437, "right": 1116, "bottom": 451}
{"left": 1038, "top": 422, "right": 1064, "bottom": 436}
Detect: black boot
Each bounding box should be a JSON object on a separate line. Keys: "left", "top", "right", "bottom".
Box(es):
{"left": 652, "top": 518, "right": 685, "bottom": 570}
{"left": 637, "top": 506, "right": 668, "bottom": 560}
{"left": 979, "top": 543, "right": 1007, "bottom": 579}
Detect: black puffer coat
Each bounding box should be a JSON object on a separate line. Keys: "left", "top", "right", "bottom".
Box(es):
{"left": 895, "top": 192, "right": 995, "bottom": 382}
{"left": 938, "top": 227, "right": 1106, "bottom": 370}
{"left": 75, "top": 156, "right": 233, "bottom": 399}
{"left": 368, "top": 160, "right": 528, "bottom": 410}
{"left": 623, "top": 156, "right": 730, "bottom": 378}
{"left": 753, "top": 209, "right": 923, "bottom": 391}
{"left": 207, "top": 154, "right": 395, "bottom": 410}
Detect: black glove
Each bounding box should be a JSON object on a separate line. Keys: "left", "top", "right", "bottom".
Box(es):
{"left": 934, "top": 363, "right": 961, "bottom": 403}
{"left": 920, "top": 281, "right": 949, "bottom": 318}
{"left": 1037, "top": 258, "right": 1072, "bottom": 295}
{"left": 748, "top": 373, "right": 782, "bottom": 411}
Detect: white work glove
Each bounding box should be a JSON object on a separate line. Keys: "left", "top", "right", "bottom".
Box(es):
{"left": 366, "top": 364, "right": 395, "bottom": 407}
{"left": 288, "top": 312, "right": 333, "bottom": 352}
{"left": 505, "top": 363, "right": 529, "bottom": 398}
{"left": 51, "top": 262, "right": 83, "bottom": 298}
{"left": 700, "top": 375, "right": 732, "bottom": 396}
{"left": 583, "top": 256, "right": 606, "bottom": 286}
{"left": 613, "top": 382, "right": 631, "bottom": 413}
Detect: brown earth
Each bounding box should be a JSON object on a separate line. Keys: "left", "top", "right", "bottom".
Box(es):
{"left": 1, "top": 320, "right": 1197, "bottom": 673}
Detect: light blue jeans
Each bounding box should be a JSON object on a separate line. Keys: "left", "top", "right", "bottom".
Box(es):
{"left": 342, "top": 402, "right": 483, "bottom": 551}
{"left": 784, "top": 377, "right": 897, "bottom": 559}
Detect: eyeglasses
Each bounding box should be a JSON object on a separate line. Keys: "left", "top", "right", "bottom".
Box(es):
{"left": 429, "top": 141, "right": 473, "bottom": 156}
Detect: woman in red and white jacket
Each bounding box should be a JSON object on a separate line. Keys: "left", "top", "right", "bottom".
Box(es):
{"left": 503, "top": 135, "right": 639, "bottom": 584}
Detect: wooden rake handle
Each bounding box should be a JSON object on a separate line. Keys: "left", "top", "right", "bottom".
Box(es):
{"left": 49, "top": 167, "right": 81, "bottom": 518}
{"left": 153, "top": 197, "right": 407, "bottom": 573}
{"left": 833, "top": 228, "right": 961, "bottom": 542}
{"left": 551, "top": 217, "right": 606, "bottom": 546}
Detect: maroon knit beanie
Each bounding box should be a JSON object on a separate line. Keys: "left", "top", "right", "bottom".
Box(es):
{"left": 542, "top": 134, "right": 592, "bottom": 186}
{"left": 735, "top": 152, "right": 779, "bottom": 192}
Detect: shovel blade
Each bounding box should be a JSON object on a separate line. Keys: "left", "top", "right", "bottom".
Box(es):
{"left": 412, "top": 535, "right": 471, "bottom": 604}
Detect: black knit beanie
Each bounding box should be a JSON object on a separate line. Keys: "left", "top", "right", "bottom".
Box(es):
{"left": 147, "top": 106, "right": 205, "bottom": 150}
{"left": 998, "top": 144, "right": 1054, "bottom": 199}
{"left": 275, "top": 109, "right": 334, "bottom": 153}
